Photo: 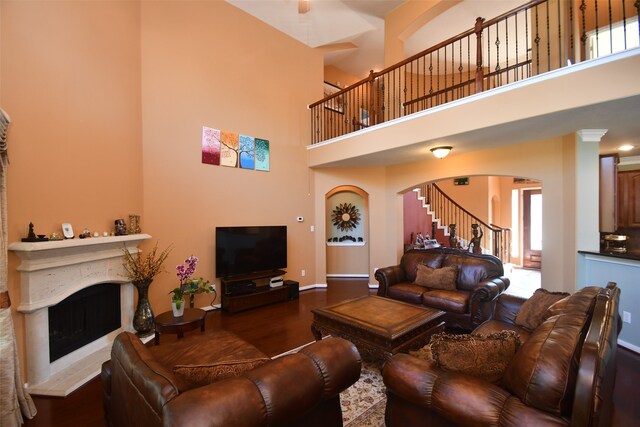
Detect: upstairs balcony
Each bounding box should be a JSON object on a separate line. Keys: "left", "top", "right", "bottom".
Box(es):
{"left": 308, "top": 0, "right": 640, "bottom": 168}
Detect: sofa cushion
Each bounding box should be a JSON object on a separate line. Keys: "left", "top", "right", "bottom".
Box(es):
{"left": 401, "top": 252, "right": 445, "bottom": 282}
{"left": 152, "top": 329, "right": 269, "bottom": 389}
{"left": 387, "top": 283, "right": 426, "bottom": 305}
{"left": 503, "top": 313, "right": 587, "bottom": 416}
{"left": 442, "top": 254, "right": 501, "bottom": 291}
{"left": 414, "top": 264, "right": 458, "bottom": 290}
{"left": 514, "top": 288, "right": 570, "bottom": 331}
{"left": 473, "top": 320, "right": 532, "bottom": 344}
{"left": 547, "top": 286, "right": 599, "bottom": 317}
{"left": 422, "top": 289, "right": 469, "bottom": 314}
{"left": 428, "top": 331, "right": 522, "bottom": 383}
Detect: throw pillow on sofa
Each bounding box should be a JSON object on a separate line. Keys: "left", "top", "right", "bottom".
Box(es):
{"left": 173, "top": 358, "right": 269, "bottom": 388}
{"left": 514, "top": 288, "right": 570, "bottom": 331}
{"left": 414, "top": 264, "right": 458, "bottom": 291}
{"left": 426, "top": 330, "right": 522, "bottom": 383}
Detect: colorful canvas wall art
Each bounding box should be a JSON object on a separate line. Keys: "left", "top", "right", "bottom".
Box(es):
{"left": 239, "top": 135, "right": 255, "bottom": 169}
{"left": 255, "top": 138, "right": 270, "bottom": 171}
{"left": 202, "top": 126, "right": 269, "bottom": 172}
{"left": 201, "top": 127, "right": 221, "bottom": 165}
{"left": 220, "top": 130, "right": 239, "bottom": 167}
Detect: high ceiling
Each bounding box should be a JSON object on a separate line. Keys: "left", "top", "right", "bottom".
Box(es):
{"left": 226, "top": 0, "right": 640, "bottom": 158}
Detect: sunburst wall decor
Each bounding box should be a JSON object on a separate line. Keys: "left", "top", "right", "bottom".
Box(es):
{"left": 331, "top": 203, "right": 361, "bottom": 232}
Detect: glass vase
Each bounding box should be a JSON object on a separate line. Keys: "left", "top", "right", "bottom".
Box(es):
{"left": 132, "top": 279, "right": 154, "bottom": 336}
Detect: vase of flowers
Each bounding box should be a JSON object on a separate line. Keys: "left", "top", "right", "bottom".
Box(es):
{"left": 123, "top": 242, "right": 172, "bottom": 336}
{"left": 173, "top": 255, "right": 216, "bottom": 312}
{"left": 169, "top": 288, "right": 185, "bottom": 317}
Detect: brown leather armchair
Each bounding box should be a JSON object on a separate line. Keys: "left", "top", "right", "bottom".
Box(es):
{"left": 375, "top": 248, "right": 510, "bottom": 330}
{"left": 382, "top": 283, "right": 621, "bottom": 427}
{"left": 101, "top": 330, "right": 361, "bottom": 427}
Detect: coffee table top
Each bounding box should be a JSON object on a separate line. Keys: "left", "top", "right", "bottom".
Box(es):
{"left": 312, "top": 296, "right": 444, "bottom": 340}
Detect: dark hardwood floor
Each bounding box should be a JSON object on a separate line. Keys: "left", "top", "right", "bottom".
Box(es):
{"left": 23, "top": 279, "right": 640, "bottom": 427}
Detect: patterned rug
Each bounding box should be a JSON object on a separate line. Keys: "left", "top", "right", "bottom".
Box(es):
{"left": 340, "top": 362, "right": 386, "bottom": 427}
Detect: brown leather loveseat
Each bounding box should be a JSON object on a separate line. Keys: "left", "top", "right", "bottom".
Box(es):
{"left": 375, "top": 248, "right": 510, "bottom": 330}
{"left": 383, "top": 283, "right": 621, "bottom": 427}
{"left": 101, "top": 329, "right": 361, "bottom": 427}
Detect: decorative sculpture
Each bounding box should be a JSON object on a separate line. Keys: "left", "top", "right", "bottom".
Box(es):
{"left": 448, "top": 224, "right": 462, "bottom": 249}
{"left": 468, "top": 223, "right": 484, "bottom": 254}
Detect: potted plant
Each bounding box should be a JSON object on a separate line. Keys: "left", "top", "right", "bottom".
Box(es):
{"left": 122, "top": 242, "right": 172, "bottom": 335}
{"left": 172, "top": 255, "right": 215, "bottom": 316}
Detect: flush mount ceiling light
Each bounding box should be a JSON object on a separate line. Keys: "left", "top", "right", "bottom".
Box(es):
{"left": 619, "top": 144, "right": 635, "bottom": 151}
{"left": 430, "top": 146, "right": 452, "bottom": 159}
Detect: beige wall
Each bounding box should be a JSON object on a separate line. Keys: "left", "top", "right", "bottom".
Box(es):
{"left": 312, "top": 136, "right": 580, "bottom": 293}
{"left": 2, "top": 0, "right": 322, "bottom": 379}
{"left": 437, "top": 176, "right": 490, "bottom": 224}
{"left": 2, "top": 0, "right": 144, "bottom": 378}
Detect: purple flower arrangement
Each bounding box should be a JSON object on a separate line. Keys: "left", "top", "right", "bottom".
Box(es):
{"left": 176, "top": 255, "right": 199, "bottom": 285}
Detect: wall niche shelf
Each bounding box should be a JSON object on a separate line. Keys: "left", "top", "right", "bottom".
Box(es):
{"left": 326, "top": 241, "right": 366, "bottom": 247}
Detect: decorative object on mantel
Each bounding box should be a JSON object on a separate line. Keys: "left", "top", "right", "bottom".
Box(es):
{"left": 48, "top": 232, "right": 63, "bottom": 241}
{"left": 114, "top": 218, "right": 127, "bottom": 236}
{"left": 62, "top": 222, "right": 74, "bottom": 239}
{"left": 128, "top": 214, "right": 141, "bottom": 235}
{"left": 331, "top": 203, "right": 361, "bottom": 232}
{"left": 21, "top": 222, "right": 48, "bottom": 242}
{"left": 122, "top": 242, "right": 172, "bottom": 336}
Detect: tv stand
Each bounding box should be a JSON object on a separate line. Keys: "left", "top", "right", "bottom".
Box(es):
{"left": 221, "top": 270, "right": 294, "bottom": 314}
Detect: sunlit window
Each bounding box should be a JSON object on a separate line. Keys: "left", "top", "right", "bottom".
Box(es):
{"left": 587, "top": 18, "right": 640, "bottom": 59}
{"left": 511, "top": 189, "right": 519, "bottom": 258}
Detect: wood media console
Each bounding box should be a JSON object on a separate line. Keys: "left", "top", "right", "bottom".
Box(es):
{"left": 221, "top": 270, "right": 298, "bottom": 314}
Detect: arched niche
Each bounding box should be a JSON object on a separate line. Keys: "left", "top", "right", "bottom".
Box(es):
{"left": 325, "top": 186, "right": 369, "bottom": 278}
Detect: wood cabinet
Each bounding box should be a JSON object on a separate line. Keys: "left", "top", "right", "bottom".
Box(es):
{"left": 618, "top": 170, "right": 640, "bottom": 228}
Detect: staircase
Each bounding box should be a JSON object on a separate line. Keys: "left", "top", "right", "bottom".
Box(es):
{"left": 411, "top": 183, "right": 511, "bottom": 264}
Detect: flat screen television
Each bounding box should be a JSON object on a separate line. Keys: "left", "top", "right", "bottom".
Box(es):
{"left": 215, "top": 226, "right": 287, "bottom": 278}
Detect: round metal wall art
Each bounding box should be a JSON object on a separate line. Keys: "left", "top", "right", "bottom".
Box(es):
{"left": 331, "top": 203, "right": 361, "bottom": 232}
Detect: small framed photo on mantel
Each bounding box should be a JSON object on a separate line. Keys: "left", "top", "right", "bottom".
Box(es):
{"left": 323, "top": 82, "right": 344, "bottom": 114}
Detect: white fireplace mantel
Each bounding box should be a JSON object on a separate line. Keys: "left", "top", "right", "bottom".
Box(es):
{"left": 9, "top": 233, "right": 151, "bottom": 396}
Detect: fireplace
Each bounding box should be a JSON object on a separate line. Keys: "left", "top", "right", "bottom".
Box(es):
{"left": 9, "top": 234, "right": 150, "bottom": 396}
{"left": 49, "top": 283, "right": 121, "bottom": 362}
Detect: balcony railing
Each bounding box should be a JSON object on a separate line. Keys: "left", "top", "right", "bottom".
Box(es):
{"left": 309, "top": 0, "right": 640, "bottom": 144}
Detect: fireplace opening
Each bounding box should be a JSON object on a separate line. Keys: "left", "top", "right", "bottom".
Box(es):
{"left": 49, "top": 283, "right": 121, "bottom": 362}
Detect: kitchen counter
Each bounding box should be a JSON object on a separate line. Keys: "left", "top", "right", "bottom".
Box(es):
{"left": 578, "top": 250, "right": 640, "bottom": 262}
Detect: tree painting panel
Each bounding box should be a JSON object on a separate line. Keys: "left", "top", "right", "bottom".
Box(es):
{"left": 201, "top": 127, "right": 221, "bottom": 165}
{"left": 255, "top": 138, "right": 270, "bottom": 171}
{"left": 239, "top": 135, "right": 255, "bottom": 169}
{"left": 220, "top": 130, "right": 239, "bottom": 167}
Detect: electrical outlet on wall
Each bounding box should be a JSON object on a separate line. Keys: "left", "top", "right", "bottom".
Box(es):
{"left": 623, "top": 311, "right": 631, "bottom": 323}
{"left": 301, "top": 269, "right": 306, "bottom": 277}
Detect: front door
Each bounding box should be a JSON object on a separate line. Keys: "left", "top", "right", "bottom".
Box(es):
{"left": 523, "top": 189, "right": 542, "bottom": 269}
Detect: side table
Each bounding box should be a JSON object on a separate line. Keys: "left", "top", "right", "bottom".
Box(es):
{"left": 153, "top": 308, "right": 206, "bottom": 345}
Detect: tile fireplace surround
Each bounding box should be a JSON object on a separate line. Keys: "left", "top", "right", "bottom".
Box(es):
{"left": 8, "top": 234, "right": 151, "bottom": 396}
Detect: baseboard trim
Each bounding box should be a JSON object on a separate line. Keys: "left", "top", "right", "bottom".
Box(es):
{"left": 618, "top": 339, "right": 640, "bottom": 354}
{"left": 326, "top": 274, "right": 369, "bottom": 278}
{"left": 300, "top": 284, "right": 328, "bottom": 291}
{"left": 368, "top": 283, "right": 379, "bottom": 289}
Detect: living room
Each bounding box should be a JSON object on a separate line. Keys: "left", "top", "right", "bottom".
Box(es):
{"left": 2, "top": 0, "right": 639, "bottom": 426}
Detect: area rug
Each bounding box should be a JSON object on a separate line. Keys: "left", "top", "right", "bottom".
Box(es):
{"left": 341, "top": 362, "right": 386, "bottom": 427}
{"left": 274, "top": 342, "right": 386, "bottom": 426}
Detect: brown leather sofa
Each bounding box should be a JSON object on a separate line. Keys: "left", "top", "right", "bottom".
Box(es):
{"left": 101, "top": 329, "right": 361, "bottom": 427}
{"left": 383, "top": 283, "right": 621, "bottom": 427}
{"left": 375, "top": 248, "right": 510, "bottom": 330}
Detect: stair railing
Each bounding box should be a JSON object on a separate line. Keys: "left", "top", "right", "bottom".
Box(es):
{"left": 310, "top": 0, "right": 640, "bottom": 144}
{"left": 418, "top": 183, "right": 511, "bottom": 263}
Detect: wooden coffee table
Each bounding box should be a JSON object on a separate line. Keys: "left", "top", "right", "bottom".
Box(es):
{"left": 153, "top": 308, "right": 206, "bottom": 345}
{"left": 311, "top": 296, "right": 445, "bottom": 361}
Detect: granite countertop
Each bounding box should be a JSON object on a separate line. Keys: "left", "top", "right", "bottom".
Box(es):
{"left": 578, "top": 250, "right": 640, "bottom": 262}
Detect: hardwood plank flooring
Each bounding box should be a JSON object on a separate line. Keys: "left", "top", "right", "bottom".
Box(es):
{"left": 23, "top": 279, "right": 640, "bottom": 426}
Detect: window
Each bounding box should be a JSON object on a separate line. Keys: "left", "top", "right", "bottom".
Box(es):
{"left": 587, "top": 18, "right": 640, "bottom": 59}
